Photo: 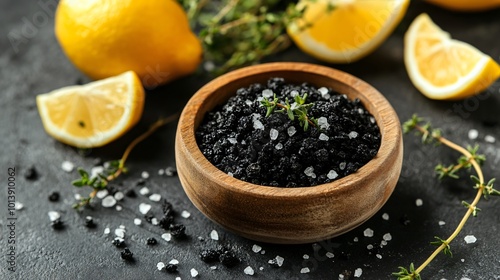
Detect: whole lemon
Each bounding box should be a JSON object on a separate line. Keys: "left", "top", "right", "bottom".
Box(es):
{"left": 55, "top": 0, "right": 202, "bottom": 88}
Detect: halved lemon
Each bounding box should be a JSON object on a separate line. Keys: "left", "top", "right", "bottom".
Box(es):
{"left": 404, "top": 14, "right": 500, "bottom": 100}
{"left": 287, "top": 0, "right": 410, "bottom": 63}
{"left": 36, "top": 71, "right": 145, "bottom": 148}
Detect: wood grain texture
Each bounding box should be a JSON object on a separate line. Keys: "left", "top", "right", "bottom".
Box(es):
{"left": 175, "top": 62, "right": 403, "bottom": 244}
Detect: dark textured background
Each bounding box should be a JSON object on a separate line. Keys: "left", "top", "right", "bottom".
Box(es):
{"left": 1, "top": 1, "right": 499, "bottom": 279}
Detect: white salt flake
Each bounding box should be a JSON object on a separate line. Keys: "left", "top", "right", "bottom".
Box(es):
{"left": 228, "top": 137, "right": 237, "bottom": 144}
{"left": 151, "top": 218, "right": 159, "bottom": 225}
{"left": 287, "top": 126, "right": 296, "bottom": 137}
{"left": 104, "top": 227, "right": 110, "bottom": 235}
{"left": 210, "top": 266, "right": 217, "bottom": 270}
{"left": 165, "top": 167, "right": 176, "bottom": 176}
{"left": 169, "top": 259, "right": 179, "bottom": 265}
{"left": 319, "top": 133, "right": 329, "bottom": 141}
{"left": 114, "top": 191, "right": 124, "bottom": 201}
{"left": 327, "top": 170, "right": 338, "bottom": 179}
{"left": 134, "top": 218, "right": 142, "bottom": 226}
{"left": 102, "top": 196, "right": 117, "bottom": 208}
{"left": 382, "top": 213, "right": 390, "bottom": 220}
{"left": 348, "top": 131, "right": 359, "bottom": 139}
{"left": 244, "top": 266, "right": 255, "bottom": 275}
{"left": 190, "top": 268, "right": 199, "bottom": 277}
{"left": 270, "top": 128, "right": 279, "bottom": 140}
{"left": 363, "top": 228, "right": 374, "bottom": 237}
{"left": 157, "top": 262, "right": 165, "bottom": 271}
{"left": 339, "top": 274, "right": 345, "bottom": 280}
{"left": 149, "top": 193, "right": 162, "bottom": 202}
{"left": 416, "top": 198, "right": 423, "bottom": 207}
{"left": 141, "top": 171, "right": 150, "bottom": 179}
{"left": 354, "top": 268, "right": 363, "bottom": 277}
{"left": 262, "top": 89, "right": 273, "bottom": 98}
{"left": 381, "top": 240, "right": 388, "bottom": 246}
{"left": 228, "top": 172, "right": 234, "bottom": 177}
{"left": 260, "top": 250, "right": 266, "bottom": 255}
{"left": 326, "top": 252, "right": 334, "bottom": 259}
{"left": 275, "top": 143, "right": 283, "bottom": 150}
{"left": 15, "top": 202, "right": 24, "bottom": 210}
{"left": 115, "top": 228, "right": 126, "bottom": 238}
{"left": 290, "top": 90, "right": 299, "bottom": 97}
{"left": 376, "top": 254, "right": 382, "bottom": 259}
{"left": 139, "top": 203, "right": 152, "bottom": 214}
{"left": 96, "top": 189, "right": 109, "bottom": 199}
{"left": 115, "top": 205, "right": 122, "bottom": 211}
{"left": 139, "top": 187, "right": 150, "bottom": 196}
{"left": 317, "top": 117, "right": 329, "bottom": 130}
{"left": 303, "top": 254, "right": 309, "bottom": 259}
{"left": 61, "top": 161, "right": 74, "bottom": 172}
{"left": 158, "top": 169, "right": 165, "bottom": 176}
{"left": 253, "top": 120, "right": 264, "bottom": 130}
{"left": 210, "top": 229, "right": 219, "bottom": 240}
{"left": 181, "top": 210, "right": 191, "bottom": 218}
{"left": 162, "top": 233, "right": 172, "bottom": 242}
{"left": 383, "top": 233, "right": 392, "bottom": 241}
{"left": 370, "top": 116, "right": 376, "bottom": 124}
{"left": 339, "top": 162, "right": 346, "bottom": 170}
{"left": 353, "top": 237, "right": 359, "bottom": 242}
{"left": 48, "top": 211, "right": 60, "bottom": 221}
{"left": 318, "top": 87, "right": 329, "bottom": 96}
{"left": 175, "top": 278, "right": 181, "bottom": 280}
{"left": 367, "top": 244, "right": 374, "bottom": 250}
{"left": 468, "top": 129, "right": 479, "bottom": 140}
{"left": 259, "top": 267, "right": 264, "bottom": 271}
{"left": 300, "top": 268, "right": 310, "bottom": 274}
{"left": 275, "top": 256, "right": 284, "bottom": 267}
{"left": 245, "top": 99, "right": 253, "bottom": 106}
{"left": 252, "top": 244, "right": 262, "bottom": 253}
{"left": 464, "top": 235, "right": 477, "bottom": 244}
{"left": 438, "top": 221, "right": 446, "bottom": 226}
{"left": 304, "top": 166, "right": 316, "bottom": 178}
{"left": 485, "top": 135, "right": 496, "bottom": 143}
{"left": 74, "top": 193, "right": 82, "bottom": 200}
{"left": 90, "top": 166, "right": 104, "bottom": 178}
{"left": 461, "top": 259, "right": 465, "bottom": 262}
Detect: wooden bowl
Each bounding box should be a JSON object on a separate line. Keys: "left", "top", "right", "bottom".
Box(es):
{"left": 175, "top": 62, "right": 403, "bottom": 244}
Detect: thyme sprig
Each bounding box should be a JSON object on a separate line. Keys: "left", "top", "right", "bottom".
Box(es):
{"left": 178, "top": 0, "right": 322, "bottom": 75}
{"left": 394, "top": 114, "right": 499, "bottom": 280}
{"left": 71, "top": 114, "right": 179, "bottom": 210}
{"left": 260, "top": 93, "right": 318, "bottom": 130}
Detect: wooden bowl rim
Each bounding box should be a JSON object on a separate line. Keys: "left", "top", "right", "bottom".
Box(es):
{"left": 178, "top": 62, "right": 401, "bottom": 199}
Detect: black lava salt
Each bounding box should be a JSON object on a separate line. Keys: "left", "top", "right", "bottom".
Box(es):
{"left": 165, "top": 264, "right": 178, "bottom": 273}
{"left": 120, "top": 248, "right": 134, "bottom": 261}
{"left": 48, "top": 191, "right": 60, "bottom": 202}
{"left": 196, "top": 77, "right": 381, "bottom": 187}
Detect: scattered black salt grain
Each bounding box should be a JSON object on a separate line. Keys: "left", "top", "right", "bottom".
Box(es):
{"left": 84, "top": 216, "right": 96, "bottom": 228}
{"left": 169, "top": 224, "right": 186, "bottom": 238}
{"left": 24, "top": 166, "right": 39, "bottom": 180}
{"left": 125, "top": 189, "right": 137, "bottom": 198}
{"left": 200, "top": 249, "right": 220, "bottom": 263}
{"left": 112, "top": 238, "right": 126, "bottom": 248}
{"left": 51, "top": 219, "right": 64, "bottom": 230}
{"left": 120, "top": 248, "right": 134, "bottom": 261}
{"left": 219, "top": 250, "right": 240, "bottom": 268}
{"left": 146, "top": 237, "right": 157, "bottom": 245}
{"left": 165, "top": 264, "right": 178, "bottom": 273}
{"left": 48, "top": 192, "right": 60, "bottom": 202}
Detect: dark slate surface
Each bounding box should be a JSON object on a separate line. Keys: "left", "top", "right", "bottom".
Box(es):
{"left": 1, "top": 1, "right": 499, "bottom": 279}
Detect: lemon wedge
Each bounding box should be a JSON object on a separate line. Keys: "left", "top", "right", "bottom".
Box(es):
{"left": 404, "top": 14, "right": 500, "bottom": 100}
{"left": 36, "top": 71, "right": 145, "bottom": 148}
{"left": 287, "top": 0, "right": 410, "bottom": 63}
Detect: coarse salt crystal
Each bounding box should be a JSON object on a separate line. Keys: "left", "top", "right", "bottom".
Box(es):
{"left": 300, "top": 268, "right": 310, "bottom": 274}
{"left": 149, "top": 194, "right": 162, "bottom": 202}
{"left": 260, "top": 250, "right": 266, "bottom": 255}
{"left": 134, "top": 218, "right": 142, "bottom": 226}
{"left": 48, "top": 211, "right": 60, "bottom": 221}
{"left": 319, "top": 133, "right": 329, "bottom": 141}
{"left": 169, "top": 259, "right": 179, "bottom": 265}
{"left": 290, "top": 90, "right": 299, "bottom": 97}
{"left": 114, "top": 191, "right": 124, "bottom": 201}
{"left": 181, "top": 210, "right": 191, "bottom": 218}
{"left": 304, "top": 166, "right": 316, "bottom": 178}
{"left": 382, "top": 213, "right": 389, "bottom": 220}
{"left": 376, "top": 254, "right": 382, "bottom": 259}
{"left": 115, "top": 228, "right": 125, "bottom": 238}
{"left": 228, "top": 137, "right": 237, "bottom": 144}
{"left": 327, "top": 170, "right": 338, "bottom": 179}
{"left": 363, "top": 228, "right": 374, "bottom": 237}
{"left": 262, "top": 89, "right": 273, "bottom": 98}
{"left": 61, "top": 161, "right": 74, "bottom": 172}
{"left": 317, "top": 117, "right": 329, "bottom": 130}
{"left": 210, "top": 229, "right": 219, "bottom": 240}
{"left": 139, "top": 187, "right": 150, "bottom": 196}
{"left": 190, "top": 268, "right": 199, "bottom": 277}
{"left": 348, "top": 131, "right": 359, "bottom": 139}
{"left": 139, "top": 203, "right": 151, "bottom": 214}
{"left": 416, "top": 198, "right": 423, "bottom": 207}
{"left": 74, "top": 193, "right": 82, "bottom": 200}
{"left": 102, "top": 196, "right": 117, "bottom": 208}
{"left": 339, "top": 162, "right": 346, "bottom": 170}
{"left": 383, "top": 233, "right": 392, "bottom": 241}
{"left": 259, "top": 267, "right": 264, "bottom": 271}
{"left": 104, "top": 227, "right": 110, "bottom": 235}
{"left": 468, "top": 129, "right": 478, "bottom": 140}
{"left": 158, "top": 169, "right": 165, "bottom": 175}
{"left": 367, "top": 244, "right": 374, "bottom": 250}
{"left": 287, "top": 126, "right": 296, "bottom": 137}
{"left": 318, "top": 87, "right": 329, "bottom": 96}
{"left": 253, "top": 120, "right": 264, "bottom": 130}
{"left": 354, "top": 268, "right": 362, "bottom": 277}
{"left": 115, "top": 205, "right": 122, "bottom": 211}
{"left": 252, "top": 244, "right": 262, "bottom": 253}
{"left": 162, "top": 233, "right": 172, "bottom": 242}
{"left": 245, "top": 99, "right": 253, "bottom": 106}
{"left": 464, "top": 235, "right": 477, "bottom": 244}
{"left": 326, "top": 252, "right": 334, "bottom": 259}
{"left": 303, "top": 254, "right": 309, "bottom": 259}
{"left": 141, "top": 171, "right": 149, "bottom": 179}
{"left": 381, "top": 240, "right": 388, "bottom": 246}
{"left": 157, "top": 262, "right": 165, "bottom": 271}
{"left": 165, "top": 167, "right": 176, "bottom": 176}
{"left": 15, "top": 202, "right": 23, "bottom": 210}
{"left": 90, "top": 166, "right": 104, "bottom": 178}
{"left": 96, "top": 190, "right": 108, "bottom": 199}
{"left": 485, "top": 135, "right": 496, "bottom": 143}
{"left": 151, "top": 218, "right": 159, "bottom": 225}
{"left": 439, "top": 221, "right": 446, "bottom": 226}
{"left": 339, "top": 274, "right": 345, "bottom": 280}
{"left": 275, "top": 143, "right": 283, "bottom": 150}
{"left": 210, "top": 266, "right": 217, "bottom": 270}
{"left": 353, "top": 237, "right": 359, "bottom": 242}
{"left": 275, "top": 256, "right": 284, "bottom": 267}
{"left": 270, "top": 129, "right": 279, "bottom": 140}
{"left": 370, "top": 116, "right": 376, "bottom": 124}
{"left": 244, "top": 266, "right": 255, "bottom": 275}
